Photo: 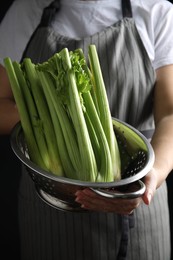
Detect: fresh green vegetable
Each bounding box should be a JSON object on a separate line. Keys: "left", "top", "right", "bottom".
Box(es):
{"left": 23, "top": 58, "right": 63, "bottom": 175}
{"left": 4, "top": 45, "right": 122, "bottom": 182}
{"left": 3, "top": 58, "right": 47, "bottom": 171}
{"left": 88, "top": 45, "right": 121, "bottom": 180}
{"left": 37, "top": 68, "right": 82, "bottom": 180}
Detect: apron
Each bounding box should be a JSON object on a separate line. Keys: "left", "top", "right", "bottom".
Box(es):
{"left": 18, "top": 1, "right": 171, "bottom": 259}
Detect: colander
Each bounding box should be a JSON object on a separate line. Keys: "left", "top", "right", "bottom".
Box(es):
{"left": 10, "top": 118, "right": 155, "bottom": 211}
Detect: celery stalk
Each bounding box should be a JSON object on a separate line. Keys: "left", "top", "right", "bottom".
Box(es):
{"left": 37, "top": 69, "right": 80, "bottom": 179}
{"left": 83, "top": 92, "right": 114, "bottom": 182}
{"left": 59, "top": 48, "right": 98, "bottom": 181}
{"left": 84, "top": 112, "right": 101, "bottom": 170}
{"left": 88, "top": 45, "right": 121, "bottom": 180}
{"left": 23, "top": 58, "right": 63, "bottom": 176}
{"left": 12, "top": 61, "right": 51, "bottom": 170}
{"left": 3, "top": 58, "right": 47, "bottom": 170}
{"left": 70, "top": 48, "right": 113, "bottom": 181}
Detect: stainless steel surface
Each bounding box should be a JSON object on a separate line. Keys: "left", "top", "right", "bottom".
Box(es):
{"left": 90, "top": 179, "right": 146, "bottom": 199}
{"left": 10, "top": 118, "right": 155, "bottom": 211}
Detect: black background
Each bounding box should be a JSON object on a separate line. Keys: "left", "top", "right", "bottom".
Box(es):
{"left": 0, "top": 1, "right": 173, "bottom": 259}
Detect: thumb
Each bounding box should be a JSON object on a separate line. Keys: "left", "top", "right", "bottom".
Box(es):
{"left": 142, "top": 169, "right": 157, "bottom": 205}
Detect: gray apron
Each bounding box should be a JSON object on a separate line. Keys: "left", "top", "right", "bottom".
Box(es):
{"left": 18, "top": 1, "right": 171, "bottom": 259}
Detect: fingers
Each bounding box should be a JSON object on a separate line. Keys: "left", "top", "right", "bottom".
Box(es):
{"left": 75, "top": 188, "right": 142, "bottom": 214}
{"left": 75, "top": 168, "right": 159, "bottom": 213}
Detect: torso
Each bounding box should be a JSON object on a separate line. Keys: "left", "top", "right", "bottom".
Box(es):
{"left": 1, "top": 0, "right": 173, "bottom": 69}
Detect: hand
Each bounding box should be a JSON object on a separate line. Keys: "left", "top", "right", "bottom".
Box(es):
{"left": 75, "top": 168, "right": 159, "bottom": 214}
{"left": 142, "top": 168, "right": 158, "bottom": 205}
{"left": 75, "top": 188, "right": 142, "bottom": 215}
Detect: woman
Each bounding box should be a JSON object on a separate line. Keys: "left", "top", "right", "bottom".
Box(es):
{"left": 0, "top": 0, "right": 173, "bottom": 259}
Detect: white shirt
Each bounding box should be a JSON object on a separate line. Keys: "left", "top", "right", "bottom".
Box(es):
{"left": 0, "top": 0, "right": 173, "bottom": 69}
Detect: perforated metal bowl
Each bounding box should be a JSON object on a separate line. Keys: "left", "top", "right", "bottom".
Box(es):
{"left": 10, "top": 118, "right": 155, "bottom": 211}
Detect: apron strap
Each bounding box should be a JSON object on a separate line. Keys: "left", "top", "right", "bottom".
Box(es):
{"left": 141, "top": 129, "right": 154, "bottom": 139}
{"left": 40, "top": 0, "right": 60, "bottom": 27}
{"left": 117, "top": 213, "right": 135, "bottom": 260}
{"left": 21, "top": 0, "right": 60, "bottom": 62}
{"left": 122, "top": 0, "right": 133, "bottom": 18}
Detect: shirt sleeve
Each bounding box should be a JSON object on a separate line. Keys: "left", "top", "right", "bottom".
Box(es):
{"left": 152, "top": 3, "right": 173, "bottom": 69}
{"left": 0, "top": 0, "right": 52, "bottom": 65}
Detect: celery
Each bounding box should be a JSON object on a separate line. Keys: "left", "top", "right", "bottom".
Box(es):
{"left": 70, "top": 48, "right": 114, "bottom": 181}
{"left": 58, "top": 48, "right": 98, "bottom": 181}
{"left": 88, "top": 45, "right": 121, "bottom": 180}
{"left": 4, "top": 45, "right": 122, "bottom": 182}
{"left": 12, "top": 62, "right": 51, "bottom": 170}
{"left": 37, "top": 69, "right": 80, "bottom": 179}
{"left": 83, "top": 92, "right": 113, "bottom": 182}
{"left": 3, "top": 58, "right": 47, "bottom": 170}
{"left": 84, "top": 112, "right": 101, "bottom": 170}
{"left": 22, "top": 58, "right": 63, "bottom": 176}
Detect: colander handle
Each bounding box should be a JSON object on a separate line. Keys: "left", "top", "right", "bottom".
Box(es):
{"left": 90, "top": 179, "right": 146, "bottom": 199}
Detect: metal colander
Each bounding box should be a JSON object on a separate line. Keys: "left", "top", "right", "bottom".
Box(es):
{"left": 10, "top": 118, "right": 155, "bottom": 211}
